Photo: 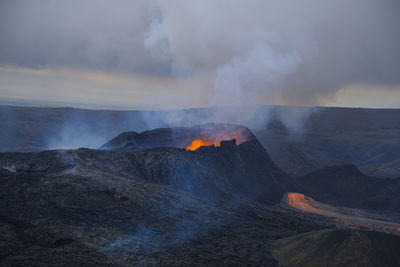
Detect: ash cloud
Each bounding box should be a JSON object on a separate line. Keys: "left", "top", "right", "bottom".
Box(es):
{"left": 0, "top": 0, "right": 399, "bottom": 107}
{"left": 145, "top": 0, "right": 400, "bottom": 106}
{"left": 0, "top": 0, "right": 167, "bottom": 75}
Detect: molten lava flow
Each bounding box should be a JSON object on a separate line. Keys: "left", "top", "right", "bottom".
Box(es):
{"left": 186, "top": 137, "right": 236, "bottom": 151}
{"left": 186, "top": 131, "right": 248, "bottom": 151}
{"left": 186, "top": 136, "right": 221, "bottom": 151}
{"left": 186, "top": 139, "right": 208, "bottom": 151}
{"left": 287, "top": 193, "right": 400, "bottom": 234}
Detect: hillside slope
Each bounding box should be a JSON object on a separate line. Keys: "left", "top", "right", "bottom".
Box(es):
{"left": 0, "top": 125, "right": 314, "bottom": 265}
{"left": 294, "top": 165, "right": 400, "bottom": 212}
{"left": 272, "top": 229, "right": 400, "bottom": 267}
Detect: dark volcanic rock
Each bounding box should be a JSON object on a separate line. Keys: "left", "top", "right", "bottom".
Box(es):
{"left": 0, "top": 124, "right": 321, "bottom": 265}
{"left": 294, "top": 164, "right": 400, "bottom": 212}
{"left": 272, "top": 229, "right": 400, "bottom": 267}
{"left": 1, "top": 123, "right": 399, "bottom": 266}
{"left": 99, "top": 123, "right": 255, "bottom": 151}
{"left": 95, "top": 123, "right": 289, "bottom": 204}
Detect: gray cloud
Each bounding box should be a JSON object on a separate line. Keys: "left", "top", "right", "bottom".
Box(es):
{"left": 148, "top": 0, "right": 400, "bottom": 105}
{"left": 0, "top": 0, "right": 399, "bottom": 107}
{"left": 0, "top": 0, "right": 168, "bottom": 74}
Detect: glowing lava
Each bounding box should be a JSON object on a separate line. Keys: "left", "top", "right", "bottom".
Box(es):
{"left": 185, "top": 130, "right": 250, "bottom": 151}
{"left": 287, "top": 192, "right": 400, "bottom": 234}
{"left": 186, "top": 136, "right": 222, "bottom": 151}
{"left": 186, "top": 139, "right": 208, "bottom": 151}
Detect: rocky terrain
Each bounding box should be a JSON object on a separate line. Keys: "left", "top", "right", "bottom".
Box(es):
{"left": 0, "top": 123, "right": 399, "bottom": 266}
{"left": 272, "top": 229, "right": 400, "bottom": 267}
{"left": 0, "top": 124, "right": 308, "bottom": 265}
{"left": 294, "top": 165, "right": 400, "bottom": 212}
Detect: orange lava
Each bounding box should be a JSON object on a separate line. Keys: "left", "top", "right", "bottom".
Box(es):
{"left": 288, "top": 193, "right": 306, "bottom": 206}
{"left": 186, "top": 139, "right": 209, "bottom": 151}
{"left": 186, "top": 134, "right": 245, "bottom": 151}
{"left": 287, "top": 192, "right": 400, "bottom": 234}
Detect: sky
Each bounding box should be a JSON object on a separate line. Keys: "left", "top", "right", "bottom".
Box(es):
{"left": 0, "top": 0, "right": 399, "bottom": 109}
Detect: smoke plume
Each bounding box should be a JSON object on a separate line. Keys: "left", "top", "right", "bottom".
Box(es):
{"left": 0, "top": 0, "right": 398, "bottom": 108}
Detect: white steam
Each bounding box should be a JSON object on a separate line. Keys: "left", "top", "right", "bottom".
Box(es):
{"left": 212, "top": 43, "right": 301, "bottom": 106}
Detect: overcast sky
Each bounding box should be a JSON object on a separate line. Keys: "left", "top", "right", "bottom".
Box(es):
{"left": 0, "top": 0, "right": 399, "bottom": 109}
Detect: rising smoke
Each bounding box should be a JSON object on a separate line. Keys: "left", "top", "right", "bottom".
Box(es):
{"left": 0, "top": 0, "right": 398, "bottom": 107}
{"left": 0, "top": 0, "right": 399, "bottom": 147}
{"left": 144, "top": 0, "right": 400, "bottom": 106}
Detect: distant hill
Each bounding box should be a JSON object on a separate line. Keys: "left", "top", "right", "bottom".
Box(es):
{"left": 293, "top": 165, "right": 400, "bottom": 212}
{"left": 256, "top": 106, "right": 400, "bottom": 178}
{"left": 0, "top": 105, "right": 399, "bottom": 178}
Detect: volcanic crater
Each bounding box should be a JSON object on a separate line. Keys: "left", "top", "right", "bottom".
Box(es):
{"left": 1, "top": 123, "right": 400, "bottom": 266}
